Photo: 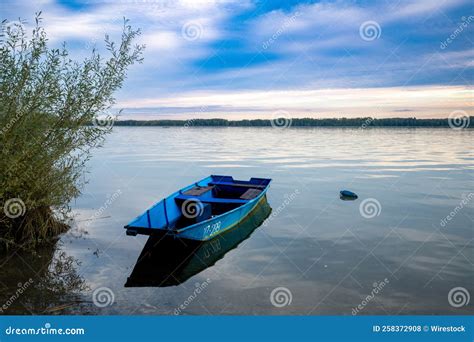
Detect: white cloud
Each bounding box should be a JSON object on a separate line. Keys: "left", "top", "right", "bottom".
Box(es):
{"left": 386, "top": 0, "right": 469, "bottom": 20}
{"left": 4, "top": 0, "right": 247, "bottom": 47}
{"left": 117, "top": 85, "right": 474, "bottom": 119}
{"left": 3, "top": 0, "right": 472, "bottom": 119}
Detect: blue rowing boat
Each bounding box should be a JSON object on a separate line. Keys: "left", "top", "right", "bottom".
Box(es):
{"left": 124, "top": 175, "right": 272, "bottom": 241}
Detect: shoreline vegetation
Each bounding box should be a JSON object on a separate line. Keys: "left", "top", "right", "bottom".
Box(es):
{"left": 0, "top": 15, "right": 143, "bottom": 251}
{"left": 114, "top": 117, "right": 473, "bottom": 127}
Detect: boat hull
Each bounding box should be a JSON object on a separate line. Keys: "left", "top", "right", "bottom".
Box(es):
{"left": 175, "top": 193, "right": 266, "bottom": 241}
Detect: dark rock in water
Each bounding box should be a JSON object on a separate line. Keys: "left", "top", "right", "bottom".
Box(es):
{"left": 340, "top": 190, "right": 358, "bottom": 200}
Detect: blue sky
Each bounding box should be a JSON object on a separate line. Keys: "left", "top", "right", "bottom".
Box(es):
{"left": 2, "top": 0, "right": 473, "bottom": 119}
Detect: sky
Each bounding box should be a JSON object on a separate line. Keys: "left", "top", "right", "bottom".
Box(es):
{"left": 2, "top": 0, "right": 473, "bottom": 119}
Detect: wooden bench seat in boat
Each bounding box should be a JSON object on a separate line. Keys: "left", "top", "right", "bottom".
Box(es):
{"left": 240, "top": 188, "right": 262, "bottom": 200}
{"left": 175, "top": 193, "right": 248, "bottom": 204}
{"left": 208, "top": 181, "right": 266, "bottom": 189}
{"left": 182, "top": 186, "right": 214, "bottom": 196}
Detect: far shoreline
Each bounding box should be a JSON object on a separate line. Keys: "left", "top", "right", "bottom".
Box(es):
{"left": 112, "top": 117, "right": 473, "bottom": 128}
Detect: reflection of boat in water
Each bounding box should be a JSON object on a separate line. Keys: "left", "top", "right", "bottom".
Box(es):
{"left": 125, "top": 197, "right": 272, "bottom": 287}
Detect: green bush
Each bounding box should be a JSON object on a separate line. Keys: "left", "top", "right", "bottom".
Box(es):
{"left": 0, "top": 13, "right": 144, "bottom": 250}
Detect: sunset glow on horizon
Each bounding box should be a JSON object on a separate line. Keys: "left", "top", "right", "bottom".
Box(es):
{"left": 117, "top": 85, "right": 473, "bottom": 120}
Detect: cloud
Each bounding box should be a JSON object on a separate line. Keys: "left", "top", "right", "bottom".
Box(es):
{"left": 386, "top": 0, "right": 468, "bottom": 20}
{"left": 4, "top": 0, "right": 248, "bottom": 47}
{"left": 2, "top": 0, "right": 473, "bottom": 119}
{"left": 117, "top": 85, "right": 474, "bottom": 119}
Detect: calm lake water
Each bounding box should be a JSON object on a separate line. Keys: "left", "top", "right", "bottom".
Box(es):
{"left": 1, "top": 127, "right": 473, "bottom": 315}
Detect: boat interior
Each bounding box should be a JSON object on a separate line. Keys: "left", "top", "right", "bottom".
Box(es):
{"left": 174, "top": 175, "right": 271, "bottom": 228}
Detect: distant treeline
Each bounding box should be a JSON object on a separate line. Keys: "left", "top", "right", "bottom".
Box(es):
{"left": 114, "top": 117, "right": 473, "bottom": 127}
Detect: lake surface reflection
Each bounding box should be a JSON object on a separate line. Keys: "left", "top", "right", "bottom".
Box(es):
{"left": 1, "top": 127, "right": 472, "bottom": 315}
